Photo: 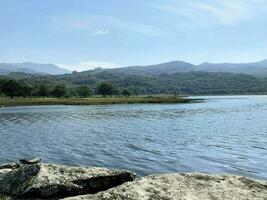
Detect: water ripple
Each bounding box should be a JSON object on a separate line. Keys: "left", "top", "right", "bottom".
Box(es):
{"left": 1, "top": 95, "right": 267, "bottom": 180}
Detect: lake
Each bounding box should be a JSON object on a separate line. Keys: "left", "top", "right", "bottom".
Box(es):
{"left": 0, "top": 95, "right": 267, "bottom": 180}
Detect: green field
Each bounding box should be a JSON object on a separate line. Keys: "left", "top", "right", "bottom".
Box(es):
{"left": 0, "top": 96, "right": 196, "bottom": 107}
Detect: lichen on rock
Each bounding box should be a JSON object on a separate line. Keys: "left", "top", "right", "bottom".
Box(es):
{"left": 0, "top": 193, "right": 10, "bottom": 200}
{"left": 1, "top": 161, "right": 267, "bottom": 200}
{"left": 64, "top": 173, "right": 267, "bottom": 200}
{"left": 0, "top": 163, "right": 136, "bottom": 199}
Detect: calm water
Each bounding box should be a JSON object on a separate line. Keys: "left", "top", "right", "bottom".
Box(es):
{"left": 0, "top": 96, "right": 267, "bottom": 180}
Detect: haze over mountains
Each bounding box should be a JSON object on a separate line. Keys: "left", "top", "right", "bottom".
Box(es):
{"left": 1, "top": 59, "right": 267, "bottom": 95}
{"left": 0, "top": 62, "right": 70, "bottom": 75}
{"left": 108, "top": 59, "right": 267, "bottom": 77}
{"left": 1, "top": 59, "right": 267, "bottom": 77}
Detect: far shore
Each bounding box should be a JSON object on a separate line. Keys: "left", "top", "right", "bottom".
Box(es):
{"left": 0, "top": 96, "right": 199, "bottom": 107}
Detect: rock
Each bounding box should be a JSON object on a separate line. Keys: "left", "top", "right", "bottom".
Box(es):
{"left": 0, "top": 163, "right": 136, "bottom": 199}
{"left": 1, "top": 161, "right": 267, "bottom": 200}
{"left": 19, "top": 157, "right": 42, "bottom": 164}
{"left": 0, "top": 193, "right": 11, "bottom": 200}
{"left": 0, "top": 163, "right": 19, "bottom": 170}
{"left": 64, "top": 173, "right": 267, "bottom": 200}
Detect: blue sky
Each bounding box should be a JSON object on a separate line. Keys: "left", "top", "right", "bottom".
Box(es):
{"left": 0, "top": 0, "right": 267, "bottom": 71}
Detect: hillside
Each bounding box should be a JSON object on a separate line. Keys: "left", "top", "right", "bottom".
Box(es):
{"left": 3, "top": 70, "right": 267, "bottom": 95}
{"left": 2, "top": 59, "right": 267, "bottom": 77}
{"left": 105, "top": 59, "right": 267, "bottom": 77}
{"left": 1, "top": 59, "right": 267, "bottom": 95}
{"left": 196, "top": 60, "right": 267, "bottom": 77}
{"left": 108, "top": 61, "right": 195, "bottom": 75}
{"left": 0, "top": 62, "right": 71, "bottom": 75}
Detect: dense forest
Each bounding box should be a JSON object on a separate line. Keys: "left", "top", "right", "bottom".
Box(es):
{"left": 1, "top": 69, "right": 267, "bottom": 98}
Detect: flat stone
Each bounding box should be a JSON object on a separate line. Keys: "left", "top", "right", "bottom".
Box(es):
{"left": 64, "top": 173, "right": 267, "bottom": 200}
{"left": 0, "top": 163, "right": 136, "bottom": 199}
{"left": 20, "top": 158, "right": 42, "bottom": 165}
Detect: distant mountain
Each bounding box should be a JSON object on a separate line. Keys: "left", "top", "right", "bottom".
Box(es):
{"left": 4, "top": 72, "right": 42, "bottom": 79}
{"left": 102, "top": 59, "right": 267, "bottom": 77}
{"left": 1, "top": 59, "right": 267, "bottom": 77}
{"left": 0, "top": 62, "right": 71, "bottom": 75}
{"left": 196, "top": 59, "right": 267, "bottom": 77}
{"left": 0, "top": 63, "right": 20, "bottom": 75}
{"left": 108, "top": 61, "right": 195, "bottom": 75}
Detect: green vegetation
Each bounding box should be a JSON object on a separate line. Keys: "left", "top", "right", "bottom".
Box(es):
{"left": 77, "top": 85, "right": 93, "bottom": 97}
{"left": 1, "top": 79, "right": 32, "bottom": 98}
{"left": 97, "top": 82, "right": 118, "bottom": 97}
{"left": 0, "top": 78, "right": 195, "bottom": 106}
{"left": 122, "top": 89, "right": 132, "bottom": 97}
{"left": 0, "top": 96, "right": 192, "bottom": 107}
{"left": 51, "top": 85, "right": 68, "bottom": 98}
{"left": 2, "top": 70, "right": 267, "bottom": 96}
{"left": 37, "top": 84, "right": 50, "bottom": 97}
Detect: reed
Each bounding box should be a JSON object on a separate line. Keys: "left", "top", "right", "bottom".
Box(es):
{"left": 0, "top": 96, "right": 193, "bottom": 107}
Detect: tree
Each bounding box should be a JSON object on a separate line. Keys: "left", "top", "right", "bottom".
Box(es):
{"left": 0, "top": 79, "right": 7, "bottom": 95}
{"left": 113, "top": 88, "right": 120, "bottom": 96}
{"left": 77, "top": 85, "right": 93, "bottom": 97}
{"left": 37, "top": 84, "right": 50, "bottom": 97}
{"left": 51, "top": 85, "right": 68, "bottom": 98}
{"left": 20, "top": 83, "right": 32, "bottom": 97}
{"left": 122, "top": 89, "right": 132, "bottom": 97}
{"left": 69, "top": 87, "right": 78, "bottom": 97}
{"left": 97, "top": 82, "right": 117, "bottom": 97}
{"left": 2, "top": 80, "right": 21, "bottom": 98}
{"left": 1, "top": 80, "right": 33, "bottom": 98}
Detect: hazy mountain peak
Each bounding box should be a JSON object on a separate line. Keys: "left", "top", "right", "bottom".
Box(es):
{"left": 199, "top": 62, "right": 211, "bottom": 65}
{"left": 106, "top": 59, "right": 267, "bottom": 77}
{"left": 254, "top": 59, "right": 267, "bottom": 65}
{"left": 1, "top": 59, "right": 267, "bottom": 77}
{"left": 0, "top": 62, "right": 71, "bottom": 75}
{"left": 164, "top": 60, "right": 191, "bottom": 64}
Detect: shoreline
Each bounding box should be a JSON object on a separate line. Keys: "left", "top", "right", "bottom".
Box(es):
{"left": 0, "top": 96, "right": 199, "bottom": 107}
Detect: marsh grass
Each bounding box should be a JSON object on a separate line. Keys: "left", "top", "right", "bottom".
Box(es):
{"left": 0, "top": 96, "right": 192, "bottom": 107}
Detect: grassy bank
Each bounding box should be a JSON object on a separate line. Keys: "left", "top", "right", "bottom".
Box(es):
{"left": 0, "top": 96, "right": 196, "bottom": 107}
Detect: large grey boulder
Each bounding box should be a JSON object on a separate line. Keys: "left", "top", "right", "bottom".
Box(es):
{"left": 64, "top": 173, "right": 267, "bottom": 200}
{"left": 0, "top": 163, "right": 136, "bottom": 199}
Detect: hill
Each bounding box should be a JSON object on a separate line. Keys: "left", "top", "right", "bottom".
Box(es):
{"left": 103, "top": 59, "right": 267, "bottom": 77}
{"left": 1, "top": 59, "right": 267, "bottom": 95}
{"left": 3, "top": 70, "right": 266, "bottom": 95}
{"left": 1, "top": 59, "right": 267, "bottom": 77}
{"left": 108, "top": 61, "right": 195, "bottom": 75}
{"left": 196, "top": 60, "right": 267, "bottom": 77}
{"left": 0, "top": 62, "right": 71, "bottom": 75}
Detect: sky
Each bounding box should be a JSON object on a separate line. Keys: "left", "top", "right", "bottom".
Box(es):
{"left": 0, "top": 0, "right": 267, "bottom": 71}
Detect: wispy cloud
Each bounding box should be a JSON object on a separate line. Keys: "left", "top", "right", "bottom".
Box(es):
{"left": 58, "top": 61, "right": 119, "bottom": 71}
{"left": 155, "top": 0, "right": 267, "bottom": 26}
{"left": 91, "top": 29, "right": 110, "bottom": 36}
{"left": 51, "top": 14, "right": 167, "bottom": 37}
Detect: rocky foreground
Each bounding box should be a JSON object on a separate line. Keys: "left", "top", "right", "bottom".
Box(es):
{"left": 0, "top": 160, "right": 267, "bottom": 200}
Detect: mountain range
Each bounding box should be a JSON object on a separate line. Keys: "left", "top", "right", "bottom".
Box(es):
{"left": 0, "top": 62, "right": 70, "bottom": 75}
{"left": 1, "top": 59, "right": 267, "bottom": 77}
{"left": 107, "top": 59, "right": 267, "bottom": 77}
{"left": 2, "top": 60, "right": 267, "bottom": 95}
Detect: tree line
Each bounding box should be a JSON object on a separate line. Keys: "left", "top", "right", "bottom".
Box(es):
{"left": 0, "top": 79, "right": 133, "bottom": 98}
{"left": 2, "top": 70, "right": 267, "bottom": 96}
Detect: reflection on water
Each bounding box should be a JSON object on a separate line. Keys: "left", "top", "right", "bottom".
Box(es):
{"left": 0, "top": 95, "right": 267, "bottom": 180}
